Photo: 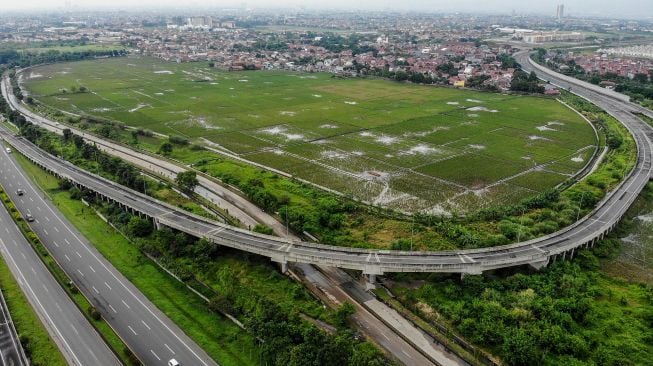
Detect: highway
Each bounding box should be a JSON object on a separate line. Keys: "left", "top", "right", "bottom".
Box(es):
{"left": 0, "top": 169, "right": 120, "bottom": 365}
{"left": 0, "top": 146, "right": 218, "bottom": 365}
{"left": 2, "top": 65, "right": 652, "bottom": 278}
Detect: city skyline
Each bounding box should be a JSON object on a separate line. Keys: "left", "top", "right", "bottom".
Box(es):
{"left": 2, "top": 0, "right": 653, "bottom": 20}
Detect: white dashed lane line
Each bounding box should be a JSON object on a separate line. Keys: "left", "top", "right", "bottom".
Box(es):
{"left": 128, "top": 325, "right": 138, "bottom": 336}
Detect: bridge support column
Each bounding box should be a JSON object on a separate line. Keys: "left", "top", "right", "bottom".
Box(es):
{"left": 529, "top": 257, "right": 550, "bottom": 271}
{"left": 365, "top": 274, "right": 377, "bottom": 290}
{"left": 280, "top": 261, "right": 288, "bottom": 274}
{"left": 153, "top": 218, "right": 161, "bottom": 230}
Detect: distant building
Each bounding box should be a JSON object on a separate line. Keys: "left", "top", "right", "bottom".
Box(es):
{"left": 188, "top": 16, "right": 213, "bottom": 29}
{"left": 556, "top": 4, "right": 565, "bottom": 21}
{"left": 522, "top": 31, "right": 583, "bottom": 43}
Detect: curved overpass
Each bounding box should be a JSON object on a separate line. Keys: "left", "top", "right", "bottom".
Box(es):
{"left": 2, "top": 58, "right": 652, "bottom": 277}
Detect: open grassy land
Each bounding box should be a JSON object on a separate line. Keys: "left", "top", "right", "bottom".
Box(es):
{"left": 23, "top": 56, "right": 596, "bottom": 214}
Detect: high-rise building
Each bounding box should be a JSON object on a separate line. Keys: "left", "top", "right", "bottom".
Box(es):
{"left": 556, "top": 4, "right": 565, "bottom": 21}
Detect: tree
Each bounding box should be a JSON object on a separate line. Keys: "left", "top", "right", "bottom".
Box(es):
{"left": 158, "top": 141, "right": 173, "bottom": 155}
{"left": 62, "top": 128, "right": 73, "bottom": 142}
{"left": 127, "top": 216, "right": 153, "bottom": 237}
{"left": 175, "top": 171, "right": 198, "bottom": 193}
{"left": 334, "top": 302, "right": 355, "bottom": 328}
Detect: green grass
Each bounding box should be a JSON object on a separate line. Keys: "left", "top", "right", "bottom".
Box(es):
{"left": 14, "top": 154, "right": 259, "bottom": 366}
{"left": 0, "top": 253, "right": 67, "bottom": 366}
{"left": 24, "top": 56, "right": 596, "bottom": 213}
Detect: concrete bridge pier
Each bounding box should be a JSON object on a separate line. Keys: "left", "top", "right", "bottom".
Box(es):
{"left": 528, "top": 257, "right": 550, "bottom": 271}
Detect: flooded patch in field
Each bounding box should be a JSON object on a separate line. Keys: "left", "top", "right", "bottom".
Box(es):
{"left": 344, "top": 101, "right": 358, "bottom": 105}
{"left": 260, "top": 126, "right": 305, "bottom": 141}
{"left": 128, "top": 103, "right": 149, "bottom": 113}
{"left": 321, "top": 150, "right": 348, "bottom": 159}
{"left": 466, "top": 106, "right": 499, "bottom": 113}
{"left": 401, "top": 144, "right": 441, "bottom": 155}
{"left": 528, "top": 135, "right": 550, "bottom": 141}
{"left": 446, "top": 101, "right": 459, "bottom": 105}
{"left": 153, "top": 70, "right": 174, "bottom": 74}
{"left": 468, "top": 144, "right": 486, "bottom": 150}
{"left": 375, "top": 135, "right": 399, "bottom": 145}
{"left": 404, "top": 126, "right": 450, "bottom": 138}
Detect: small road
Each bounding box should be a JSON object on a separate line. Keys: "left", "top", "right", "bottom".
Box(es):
{"left": 0, "top": 280, "right": 29, "bottom": 366}
{"left": 0, "top": 147, "right": 218, "bottom": 366}
{"left": 0, "top": 176, "right": 119, "bottom": 365}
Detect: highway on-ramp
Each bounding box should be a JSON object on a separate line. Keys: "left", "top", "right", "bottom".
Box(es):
{"left": 2, "top": 64, "right": 653, "bottom": 275}
{"left": 0, "top": 146, "right": 218, "bottom": 366}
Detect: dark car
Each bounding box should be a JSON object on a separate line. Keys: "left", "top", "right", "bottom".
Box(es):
{"left": 16, "top": 189, "right": 24, "bottom": 196}
{"left": 25, "top": 214, "right": 34, "bottom": 222}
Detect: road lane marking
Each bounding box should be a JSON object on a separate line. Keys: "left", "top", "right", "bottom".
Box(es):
{"left": 109, "top": 304, "right": 117, "bottom": 314}
{"left": 31, "top": 267, "right": 36, "bottom": 275}
{"left": 0, "top": 237, "right": 84, "bottom": 366}
{"left": 36, "top": 206, "right": 41, "bottom": 211}
{"left": 164, "top": 344, "right": 175, "bottom": 355}
{"left": 64, "top": 254, "right": 71, "bottom": 262}
{"left": 20, "top": 252, "right": 26, "bottom": 259}
{"left": 43, "top": 229, "right": 48, "bottom": 235}
{"left": 128, "top": 325, "right": 138, "bottom": 335}
{"left": 70, "top": 324, "right": 79, "bottom": 335}
{"left": 77, "top": 269, "right": 84, "bottom": 277}
{"left": 121, "top": 300, "right": 131, "bottom": 309}
{"left": 150, "top": 349, "right": 161, "bottom": 361}
{"left": 75, "top": 251, "right": 82, "bottom": 258}
{"left": 53, "top": 226, "right": 59, "bottom": 232}
{"left": 104, "top": 282, "right": 112, "bottom": 290}
{"left": 44, "top": 216, "right": 49, "bottom": 222}
{"left": 92, "top": 286, "right": 99, "bottom": 294}
{"left": 53, "top": 240, "right": 59, "bottom": 247}
{"left": 42, "top": 284, "right": 49, "bottom": 293}
{"left": 89, "top": 265, "right": 96, "bottom": 273}
{"left": 64, "top": 239, "right": 70, "bottom": 245}
{"left": 141, "top": 320, "right": 151, "bottom": 330}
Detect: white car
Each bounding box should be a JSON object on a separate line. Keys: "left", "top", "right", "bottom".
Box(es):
{"left": 168, "top": 359, "right": 180, "bottom": 366}
{"left": 5, "top": 147, "right": 11, "bottom": 153}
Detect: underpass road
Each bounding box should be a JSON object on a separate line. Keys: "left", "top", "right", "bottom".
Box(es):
{"left": 0, "top": 147, "right": 217, "bottom": 366}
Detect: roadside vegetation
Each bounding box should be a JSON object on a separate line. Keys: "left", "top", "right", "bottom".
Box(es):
{"left": 385, "top": 183, "right": 653, "bottom": 365}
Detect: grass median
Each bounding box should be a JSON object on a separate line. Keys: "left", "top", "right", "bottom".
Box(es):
{"left": 14, "top": 153, "right": 259, "bottom": 366}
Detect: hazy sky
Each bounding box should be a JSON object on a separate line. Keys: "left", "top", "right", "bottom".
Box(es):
{"left": 4, "top": 0, "right": 653, "bottom": 19}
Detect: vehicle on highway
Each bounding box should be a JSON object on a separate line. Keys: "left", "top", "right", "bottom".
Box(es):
{"left": 24, "top": 213, "right": 34, "bottom": 222}
{"left": 5, "top": 147, "right": 11, "bottom": 153}
{"left": 15, "top": 189, "right": 24, "bottom": 196}
{"left": 168, "top": 359, "right": 180, "bottom": 366}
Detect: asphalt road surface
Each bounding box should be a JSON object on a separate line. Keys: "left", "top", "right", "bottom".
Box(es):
{"left": 0, "top": 179, "right": 119, "bottom": 365}
{"left": 0, "top": 146, "right": 218, "bottom": 366}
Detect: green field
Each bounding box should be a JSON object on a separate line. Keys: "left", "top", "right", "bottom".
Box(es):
{"left": 24, "top": 56, "right": 597, "bottom": 214}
